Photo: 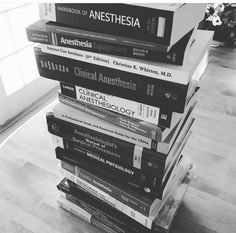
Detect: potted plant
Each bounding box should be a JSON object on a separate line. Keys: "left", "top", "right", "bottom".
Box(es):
{"left": 199, "top": 3, "right": 236, "bottom": 47}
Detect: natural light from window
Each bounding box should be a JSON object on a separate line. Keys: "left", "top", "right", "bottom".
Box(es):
{"left": 0, "top": 3, "right": 39, "bottom": 96}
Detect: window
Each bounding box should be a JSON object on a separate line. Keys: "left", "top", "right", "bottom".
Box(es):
{"left": 0, "top": 3, "right": 39, "bottom": 95}
{"left": 0, "top": 3, "right": 58, "bottom": 125}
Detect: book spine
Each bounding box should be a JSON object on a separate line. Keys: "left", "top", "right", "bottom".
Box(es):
{"left": 26, "top": 27, "right": 51, "bottom": 44}
{"left": 35, "top": 45, "right": 189, "bottom": 112}
{"left": 53, "top": 134, "right": 164, "bottom": 178}
{"left": 47, "top": 114, "right": 165, "bottom": 176}
{"left": 35, "top": 42, "right": 190, "bottom": 87}
{"left": 57, "top": 196, "right": 119, "bottom": 233}
{"left": 27, "top": 22, "right": 190, "bottom": 64}
{"left": 56, "top": 147, "right": 162, "bottom": 196}
{"left": 58, "top": 179, "right": 152, "bottom": 233}
{"left": 59, "top": 82, "right": 175, "bottom": 128}
{"left": 56, "top": 145, "right": 162, "bottom": 192}
{"left": 39, "top": 3, "right": 174, "bottom": 44}
{"left": 52, "top": 102, "right": 158, "bottom": 150}
{"left": 60, "top": 160, "right": 158, "bottom": 216}
{"left": 57, "top": 165, "right": 154, "bottom": 229}
{"left": 58, "top": 91, "right": 167, "bottom": 136}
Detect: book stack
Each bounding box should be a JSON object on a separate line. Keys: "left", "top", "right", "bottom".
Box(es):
{"left": 26, "top": 3, "right": 213, "bottom": 233}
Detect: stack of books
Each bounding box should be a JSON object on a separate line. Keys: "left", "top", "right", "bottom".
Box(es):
{"left": 26, "top": 3, "right": 213, "bottom": 232}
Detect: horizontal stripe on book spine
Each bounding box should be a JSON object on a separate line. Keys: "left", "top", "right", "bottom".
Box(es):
{"left": 47, "top": 113, "right": 165, "bottom": 176}
{"left": 34, "top": 46, "right": 189, "bottom": 112}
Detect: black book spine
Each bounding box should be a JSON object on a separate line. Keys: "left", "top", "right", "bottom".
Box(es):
{"left": 60, "top": 160, "right": 159, "bottom": 215}
{"left": 34, "top": 47, "right": 188, "bottom": 113}
{"left": 27, "top": 22, "right": 192, "bottom": 64}
{"left": 41, "top": 3, "right": 174, "bottom": 44}
{"left": 47, "top": 113, "right": 165, "bottom": 177}
{"left": 57, "top": 178, "right": 152, "bottom": 233}
{"left": 56, "top": 147, "right": 162, "bottom": 196}
{"left": 59, "top": 145, "right": 161, "bottom": 192}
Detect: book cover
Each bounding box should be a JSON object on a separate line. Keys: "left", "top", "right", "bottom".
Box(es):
{"left": 35, "top": 29, "right": 212, "bottom": 86}
{"left": 57, "top": 178, "right": 153, "bottom": 232}
{"left": 39, "top": 3, "right": 206, "bottom": 46}
{"left": 57, "top": 165, "right": 154, "bottom": 229}
{"left": 47, "top": 113, "right": 166, "bottom": 176}
{"left": 27, "top": 19, "right": 195, "bottom": 64}
{"left": 51, "top": 88, "right": 196, "bottom": 153}
{"left": 60, "top": 160, "right": 160, "bottom": 216}
{"left": 34, "top": 46, "right": 190, "bottom": 112}
{"left": 59, "top": 83, "right": 182, "bottom": 127}
{"left": 56, "top": 147, "right": 162, "bottom": 195}
{"left": 57, "top": 155, "right": 193, "bottom": 231}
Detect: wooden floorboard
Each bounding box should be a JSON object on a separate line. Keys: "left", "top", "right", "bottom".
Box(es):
{"left": 0, "top": 44, "right": 236, "bottom": 232}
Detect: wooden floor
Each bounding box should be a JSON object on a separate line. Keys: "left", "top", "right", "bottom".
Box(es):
{"left": 0, "top": 45, "right": 236, "bottom": 233}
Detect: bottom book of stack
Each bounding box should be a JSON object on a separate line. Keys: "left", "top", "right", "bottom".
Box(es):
{"left": 56, "top": 152, "right": 194, "bottom": 233}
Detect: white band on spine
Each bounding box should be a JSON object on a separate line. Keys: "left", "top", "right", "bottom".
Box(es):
{"left": 133, "top": 145, "right": 143, "bottom": 169}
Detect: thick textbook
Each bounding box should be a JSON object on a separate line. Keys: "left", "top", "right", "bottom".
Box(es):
{"left": 38, "top": 3, "right": 206, "bottom": 46}
{"left": 58, "top": 91, "right": 171, "bottom": 137}
{"left": 58, "top": 147, "right": 191, "bottom": 218}
{"left": 48, "top": 99, "right": 179, "bottom": 143}
{"left": 57, "top": 155, "right": 192, "bottom": 231}
{"left": 58, "top": 48, "right": 208, "bottom": 129}
{"left": 51, "top": 88, "right": 196, "bottom": 153}
{"left": 59, "top": 83, "right": 184, "bottom": 127}
{"left": 49, "top": 109, "right": 193, "bottom": 178}
{"left": 27, "top": 19, "right": 195, "bottom": 64}
{"left": 60, "top": 160, "right": 159, "bottom": 216}
{"left": 56, "top": 146, "right": 162, "bottom": 195}
{"left": 47, "top": 113, "right": 166, "bottom": 176}
{"left": 35, "top": 29, "right": 213, "bottom": 86}
{"left": 57, "top": 178, "right": 152, "bottom": 232}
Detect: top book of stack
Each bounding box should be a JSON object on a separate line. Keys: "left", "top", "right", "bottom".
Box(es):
{"left": 39, "top": 3, "right": 206, "bottom": 49}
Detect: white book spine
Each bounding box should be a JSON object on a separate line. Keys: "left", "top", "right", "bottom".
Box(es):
{"left": 58, "top": 165, "right": 153, "bottom": 229}
{"left": 57, "top": 195, "right": 118, "bottom": 233}
{"left": 53, "top": 103, "right": 154, "bottom": 149}
{"left": 57, "top": 195, "right": 92, "bottom": 223}
{"left": 72, "top": 85, "right": 160, "bottom": 125}
{"left": 37, "top": 43, "right": 189, "bottom": 84}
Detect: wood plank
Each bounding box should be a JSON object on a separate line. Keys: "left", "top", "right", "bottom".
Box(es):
{"left": 197, "top": 89, "right": 236, "bottom": 118}
{"left": 171, "top": 187, "right": 236, "bottom": 233}
{"left": 187, "top": 133, "right": 236, "bottom": 163}
{"left": 201, "top": 67, "right": 236, "bottom": 97}
{"left": 191, "top": 111, "right": 236, "bottom": 147}
{"left": 182, "top": 142, "right": 236, "bottom": 206}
